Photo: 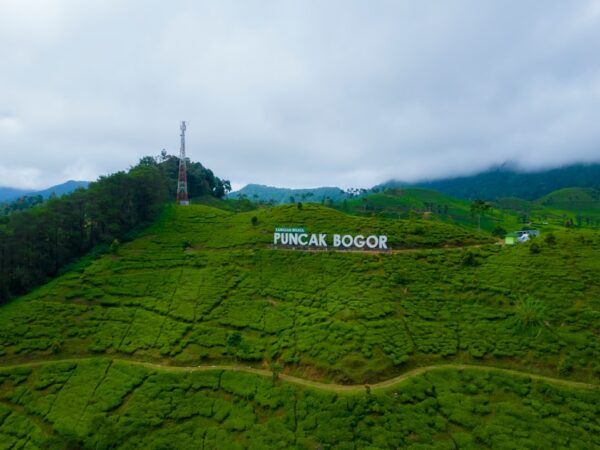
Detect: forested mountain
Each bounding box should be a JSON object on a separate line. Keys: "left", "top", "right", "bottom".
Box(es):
{"left": 379, "top": 163, "right": 600, "bottom": 200}
{"left": 229, "top": 184, "right": 348, "bottom": 204}
{"left": 0, "top": 153, "right": 230, "bottom": 304}
{"left": 0, "top": 187, "right": 30, "bottom": 202}
{"left": 0, "top": 180, "right": 89, "bottom": 202}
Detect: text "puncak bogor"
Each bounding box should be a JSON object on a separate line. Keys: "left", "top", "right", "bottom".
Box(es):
{"left": 273, "top": 229, "right": 388, "bottom": 250}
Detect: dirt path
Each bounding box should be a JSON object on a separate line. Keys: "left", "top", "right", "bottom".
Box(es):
{"left": 271, "top": 241, "right": 500, "bottom": 255}
{"left": 1, "top": 358, "right": 597, "bottom": 393}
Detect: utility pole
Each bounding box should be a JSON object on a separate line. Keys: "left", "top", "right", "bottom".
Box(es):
{"left": 176, "top": 121, "right": 190, "bottom": 205}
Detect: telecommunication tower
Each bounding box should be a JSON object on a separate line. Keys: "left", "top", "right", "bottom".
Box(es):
{"left": 176, "top": 121, "right": 190, "bottom": 205}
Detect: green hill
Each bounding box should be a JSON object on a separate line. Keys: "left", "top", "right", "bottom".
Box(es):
{"left": 1, "top": 204, "right": 599, "bottom": 448}
{"left": 229, "top": 184, "right": 347, "bottom": 204}
{"left": 338, "top": 187, "right": 600, "bottom": 232}
{"left": 338, "top": 188, "right": 520, "bottom": 232}
{"left": 538, "top": 187, "right": 600, "bottom": 210}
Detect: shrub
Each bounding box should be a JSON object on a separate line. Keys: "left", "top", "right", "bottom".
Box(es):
{"left": 251, "top": 216, "right": 258, "bottom": 226}
{"left": 529, "top": 241, "right": 541, "bottom": 254}
{"left": 460, "top": 251, "right": 480, "bottom": 267}
{"left": 544, "top": 233, "right": 556, "bottom": 245}
{"left": 510, "top": 297, "right": 546, "bottom": 332}
{"left": 558, "top": 358, "right": 573, "bottom": 376}
{"left": 109, "top": 239, "right": 120, "bottom": 255}
{"left": 491, "top": 226, "right": 507, "bottom": 238}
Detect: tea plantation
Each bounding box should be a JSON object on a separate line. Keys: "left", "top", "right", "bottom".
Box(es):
{"left": 0, "top": 204, "right": 599, "bottom": 448}
{"left": 1, "top": 359, "right": 599, "bottom": 449}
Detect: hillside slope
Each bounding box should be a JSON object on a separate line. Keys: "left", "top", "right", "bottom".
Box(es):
{"left": 1, "top": 360, "right": 598, "bottom": 449}
{"left": 538, "top": 187, "right": 600, "bottom": 210}
{"left": 0, "top": 204, "right": 599, "bottom": 448}
{"left": 1, "top": 204, "right": 597, "bottom": 382}
{"left": 340, "top": 187, "right": 600, "bottom": 232}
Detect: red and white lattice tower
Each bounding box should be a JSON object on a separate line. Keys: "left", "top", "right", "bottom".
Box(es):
{"left": 176, "top": 121, "right": 190, "bottom": 205}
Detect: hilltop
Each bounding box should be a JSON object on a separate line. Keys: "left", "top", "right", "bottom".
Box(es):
{"left": 538, "top": 187, "right": 600, "bottom": 210}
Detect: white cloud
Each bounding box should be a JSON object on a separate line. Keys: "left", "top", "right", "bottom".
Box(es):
{"left": 0, "top": 0, "right": 600, "bottom": 189}
{"left": 0, "top": 116, "right": 24, "bottom": 135}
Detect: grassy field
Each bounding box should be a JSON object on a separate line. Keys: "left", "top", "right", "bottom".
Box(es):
{"left": 0, "top": 203, "right": 599, "bottom": 448}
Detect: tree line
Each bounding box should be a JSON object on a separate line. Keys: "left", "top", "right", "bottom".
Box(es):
{"left": 1, "top": 195, "right": 45, "bottom": 216}
{"left": 0, "top": 153, "right": 230, "bottom": 304}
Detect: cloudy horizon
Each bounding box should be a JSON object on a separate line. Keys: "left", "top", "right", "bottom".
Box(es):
{"left": 1, "top": 0, "right": 600, "bottom": 190}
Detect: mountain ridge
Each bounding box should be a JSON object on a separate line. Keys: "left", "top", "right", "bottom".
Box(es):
{"left": 231, "top": 163, "right": 600, "bottom": 204}
{"left": 381, "top": 162, "right": 600, "bottom": 200}
{"left": 0, "top": 179, "right": 90, "bottom": 202}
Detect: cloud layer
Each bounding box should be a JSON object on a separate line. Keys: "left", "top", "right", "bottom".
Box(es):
{"left": 1, "top": 0, "right": 600, "bottom": 189}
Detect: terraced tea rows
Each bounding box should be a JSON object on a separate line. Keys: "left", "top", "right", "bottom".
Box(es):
{"left": 0, "top": 204, "right": 599, "bottom": 448}
{"left": 1, "top": 205, "right": 598, "bottom": 385}
{"left": 0, "top": 359, "right": 599, "bottom": 449}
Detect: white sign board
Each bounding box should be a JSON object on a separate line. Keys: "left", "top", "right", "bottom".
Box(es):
{"left": 273, "top": 228, "right": 388, "bottom": 250}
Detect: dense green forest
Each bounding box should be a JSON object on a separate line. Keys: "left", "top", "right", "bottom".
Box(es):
{"left": 379, "top": 163, "right": 600, "bottom": 200}
{"left": 0, "top": 195, "right": 45, "bottom": 216}
{"left": 0, "top": 154, "right": 230, "bottom": 304}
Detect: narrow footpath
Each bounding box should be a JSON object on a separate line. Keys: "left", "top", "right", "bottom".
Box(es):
{"left": 1, "top": 357, "right": 597, "bottom": 393}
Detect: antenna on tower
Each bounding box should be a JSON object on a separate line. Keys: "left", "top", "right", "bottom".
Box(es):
{"left": 176, "top": 121, "right": 190, "bottom": 205}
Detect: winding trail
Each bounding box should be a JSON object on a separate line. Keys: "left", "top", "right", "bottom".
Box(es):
{"left": 1, "top": 357, "right": 597, "bottom": 393}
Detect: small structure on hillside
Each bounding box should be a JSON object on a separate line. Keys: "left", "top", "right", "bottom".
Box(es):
{"left": 505, "top": 229, "right": 540, "bottom": 245}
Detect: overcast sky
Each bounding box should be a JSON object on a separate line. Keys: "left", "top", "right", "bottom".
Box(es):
{"left": 1, "top": 1, "right": 600, "bottom": 190}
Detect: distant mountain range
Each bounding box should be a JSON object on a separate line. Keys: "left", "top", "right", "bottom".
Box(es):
{"left": 229, "top": 184, "right": 347, "bottom": 204}
{"left": 231, "top": 163, "right": 600, "bottom": 204}
{"left": 380, "top": 163, "right": 600, "bottom": 200}
{"left": 0, "top": 180, "right": 90, "bottom": 203}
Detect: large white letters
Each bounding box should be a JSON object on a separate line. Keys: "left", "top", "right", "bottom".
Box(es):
{"left": 274, "top": 230, "right": 389, "bottom": 250}
{"left": 379, "top": 235, "right": 388, "bottom": 249}
{"left": 354, "top": 235, "right": 365, "bottom": 248}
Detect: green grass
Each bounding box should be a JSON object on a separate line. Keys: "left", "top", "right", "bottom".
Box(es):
{"left": 0, "top": 360, "right": 598, "bottom": 449}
